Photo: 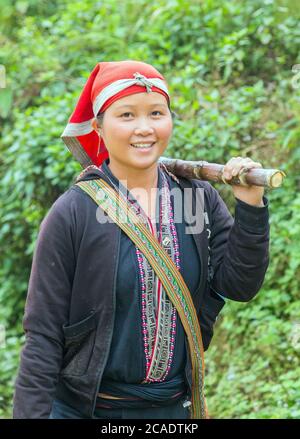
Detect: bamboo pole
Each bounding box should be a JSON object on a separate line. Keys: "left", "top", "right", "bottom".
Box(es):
{"left": 159, "top": 157, "right": 286, "bottom": 189}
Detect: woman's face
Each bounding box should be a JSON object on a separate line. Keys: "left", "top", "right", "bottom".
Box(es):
{"left": 93, "top": 92, "right": 173, "bottom": 171}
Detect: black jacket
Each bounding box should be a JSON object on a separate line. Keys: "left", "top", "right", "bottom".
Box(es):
{"left": 13, "top": 167, "right": 270, "bottom": 418}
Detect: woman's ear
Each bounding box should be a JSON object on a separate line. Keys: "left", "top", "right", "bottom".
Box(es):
{"left": 92, "top": 118, "right": 101, "bottom": 135}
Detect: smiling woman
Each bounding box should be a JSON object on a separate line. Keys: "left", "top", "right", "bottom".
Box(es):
{"left": 13, "top": 60, "right": 270, "bottom": 420}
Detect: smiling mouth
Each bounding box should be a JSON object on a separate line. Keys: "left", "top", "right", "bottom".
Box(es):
{"left": 130, "top": 142, "right": 155, "bottom": 149}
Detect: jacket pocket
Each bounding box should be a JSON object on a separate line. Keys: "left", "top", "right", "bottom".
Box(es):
{"left": 61, "top": 310, "right": 98, "bottom": 377}
{"left": 198, "top": 285, "right": 226, "bottom": 351}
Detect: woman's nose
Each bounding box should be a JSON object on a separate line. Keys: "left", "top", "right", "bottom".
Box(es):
{"left": 133, "top": 119, "right": 155, "bottom": 135}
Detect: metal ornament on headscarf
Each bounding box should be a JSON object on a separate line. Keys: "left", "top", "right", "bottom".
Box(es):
{"left": 132, "top": 72, "right": 155, "bottom": 93}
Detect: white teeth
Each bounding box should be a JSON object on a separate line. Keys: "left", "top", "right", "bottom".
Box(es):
{"left": 131, "top": 143, "right": 154, "bottom": 148}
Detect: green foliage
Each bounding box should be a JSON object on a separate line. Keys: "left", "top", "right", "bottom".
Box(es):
{"left": 0, "top": 0, "right": 299, "bottom": 419}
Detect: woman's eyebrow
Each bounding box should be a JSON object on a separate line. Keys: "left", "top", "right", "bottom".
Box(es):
{"left": 115, "top": 103, "right": 167, "bottom": 109}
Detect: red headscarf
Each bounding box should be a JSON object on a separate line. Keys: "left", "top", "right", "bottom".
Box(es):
{"left": 61, "top": 60, "right": 170, "bottom": 167}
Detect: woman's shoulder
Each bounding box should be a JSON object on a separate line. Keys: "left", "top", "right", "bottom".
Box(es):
{"left": 53, "top": 164, "right": 106, "bottom": 208}
{"left": 49, "top": 185, "right": 91, "bottom": 213}
{"left": 42, "top": 176, "right": 100, "bottom": 231}
{"left": 190, "top": 178, "right": 221, "bottom": 204}
{"left": 165, "top": 167, "right": 219, "bottom": 205}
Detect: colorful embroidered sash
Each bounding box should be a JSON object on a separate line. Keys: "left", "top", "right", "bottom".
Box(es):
{"left": 76, "top": 177, "right": 209, "bottom": 419}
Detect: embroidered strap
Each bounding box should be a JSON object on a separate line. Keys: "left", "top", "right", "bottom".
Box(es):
{"left": 75, "top": 178, "right": 209, "bottom": 419}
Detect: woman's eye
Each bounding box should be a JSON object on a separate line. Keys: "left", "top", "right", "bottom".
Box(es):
{"left": 120, "top": 111, "right": 162, "bottom": 118}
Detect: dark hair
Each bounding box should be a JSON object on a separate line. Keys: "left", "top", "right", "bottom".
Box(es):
{"left": 96, "top": 112, "right": 105, "bottom": 126}
{"left": 96, "top": 109, "right": 178, "bottom": 127}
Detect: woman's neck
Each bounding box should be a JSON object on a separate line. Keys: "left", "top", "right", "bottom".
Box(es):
{"left": 107, "top": 160, "right": 159, "bottom": 193}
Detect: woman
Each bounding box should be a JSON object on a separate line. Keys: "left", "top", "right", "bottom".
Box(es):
{"left": 13, "top": 60, "right": 269, "bottom": 419}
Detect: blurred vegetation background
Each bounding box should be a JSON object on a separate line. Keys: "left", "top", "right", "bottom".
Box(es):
{"left": 0, "top": 0, "right": 299, "bottom": 419}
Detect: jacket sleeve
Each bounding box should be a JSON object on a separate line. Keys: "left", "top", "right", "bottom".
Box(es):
{"left": 208, "top": 185, "right": 270, "bottom": 302}
{"left": 13, "top": 191, "right": 76, "bottom": 418}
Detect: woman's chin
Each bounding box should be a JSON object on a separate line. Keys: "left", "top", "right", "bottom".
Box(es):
{"left": 127, "top": 150, "right": 161, "bottom": 168}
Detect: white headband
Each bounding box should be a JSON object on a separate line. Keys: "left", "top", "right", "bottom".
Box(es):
{"left": 93, "top": 72, "right": 169, "bottom": 116}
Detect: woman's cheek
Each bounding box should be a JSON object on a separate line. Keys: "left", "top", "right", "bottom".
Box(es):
{"left": 107, "top": 122, "right": 132, "bottom": 143}
{"left": 157, "top": 119, "right": 173, "bottom": 141}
